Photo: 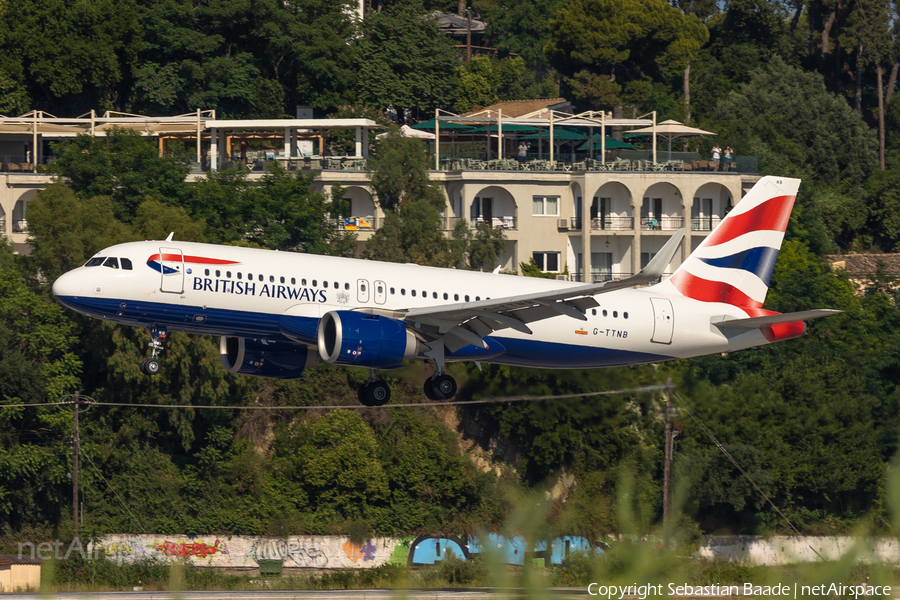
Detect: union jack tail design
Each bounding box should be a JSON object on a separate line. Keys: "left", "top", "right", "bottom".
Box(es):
{"left": 661, "top": 176, "right": 800, "bottom": 316}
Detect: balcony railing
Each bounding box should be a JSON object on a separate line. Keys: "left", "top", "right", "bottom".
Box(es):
{"left": 435, "top": 154, "right": 758, "bottom": 174}
{"left": 333, "top": 216, "right": 379, "bottom": 231}
{"left": 472, "top": 216, "right": 517, "bottom": 230}
{"left": 12, "top": 219, "right": 27, "bottom": 233}
{"left": 691, "top": 216, "right": 722, "bottom": 231}
{"left": 569, "top": 217, "right": 635, "bottom": 230}
{"left": 640, "top": 217, "right": 684, "bottom": 231}
{"left": 0, "top": 218, "right": 5, "bottom": 232}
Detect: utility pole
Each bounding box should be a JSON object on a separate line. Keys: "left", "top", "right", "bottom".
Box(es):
{"left": 73, "top": 391, "right": 80, "bottom": 537}
{"left": 663, "top": 378, "right": 673, "bottom": 528}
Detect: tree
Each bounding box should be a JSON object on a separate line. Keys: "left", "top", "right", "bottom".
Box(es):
{"left": 48, "top": 129, "right": 192, "bottom": 222}
{"left": 0, "top": 0, "right": 141, "bottom": 113}
{"left": 355, "top": 2, "right": 459, "bottom": 119}
{"left": 192, "top": 164, "right": 340, "bottom": 253}
{"left": 545, "top": 0, "right": 708, "bottom": 109}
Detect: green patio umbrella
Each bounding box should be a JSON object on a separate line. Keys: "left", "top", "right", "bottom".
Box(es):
{"left": 519, "top": 129, "right": 586, "bottom": 141}
{"left": 464, "top": 123, "right": 538, "bottom": 133}
{"left": 577, "top": 134, "right": 635, "bottom": 151}
{"left": 410, "top": 118, "right": 472, "bottom": 130}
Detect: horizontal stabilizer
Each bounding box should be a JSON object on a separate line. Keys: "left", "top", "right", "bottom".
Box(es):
{"left": 711, "top": 309, "right": 842, "bottom": 330}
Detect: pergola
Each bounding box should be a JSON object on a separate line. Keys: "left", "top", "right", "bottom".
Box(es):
{"left": 432, "top": 108, "right": 659, "bottom": 167}
{"left": 205, "top": 118, "right": 380, "bottom": 170}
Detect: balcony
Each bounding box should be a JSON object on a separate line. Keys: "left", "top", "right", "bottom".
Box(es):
{"left": 472, "top": 216, "right": 517, "bottom": 230}
{"left": 640, "top": 217, "right": 684, "bottom": 231}
{"left": 12, "top": 220, "right": 27, "bottom": 233}
{"left": 570, "top": 217, "right": 635, "bottom": 230}
{"left": 333, "top": 216, "right": 379, "bottom": 231}
{"left": 691, "top": 216, "right": 722, "bottom": 231}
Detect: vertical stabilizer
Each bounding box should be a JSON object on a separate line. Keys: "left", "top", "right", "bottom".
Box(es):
{"left": 659, "top": 176, "right": 800, "bottom": 312}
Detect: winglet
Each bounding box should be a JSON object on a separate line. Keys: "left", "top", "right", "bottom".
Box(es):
{"left": 165, "top": 232, "right": 175, "bottom": 242}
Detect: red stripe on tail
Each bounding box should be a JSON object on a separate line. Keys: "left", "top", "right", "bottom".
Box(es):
{"left": 669, "top": 271, "right": 762, "bottom": 308}
{"left": 706, "top": 195, "right": 795, "bottom": 247}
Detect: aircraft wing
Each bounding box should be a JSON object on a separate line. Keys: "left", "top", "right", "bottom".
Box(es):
{"left": 398, "top": 230, "right": 685, "bottom": 352}
{"left": 711, "top": 309, "right": 842, "bottom": 329}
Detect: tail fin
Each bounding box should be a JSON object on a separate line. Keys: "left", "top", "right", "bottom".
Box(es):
{"left": 662, "top": 176, "right": 800, "bottom": 313}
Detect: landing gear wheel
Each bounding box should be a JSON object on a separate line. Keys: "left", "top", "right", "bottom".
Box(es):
{"left": 363, "top": 380, "right": 391, "bottom": 406}
{"left": 431, "top": 374, "right": 457, "bottom": 400}
{"left": 141, "top": 358, "right": 161, "bottom": 376}
{"left": 423, "top": 379, "right": 439, "bottom": 401}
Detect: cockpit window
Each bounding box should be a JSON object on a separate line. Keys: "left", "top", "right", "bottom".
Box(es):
{"left": 103, "top": 257, "right": 119, "bottom": 269}
{"left": 121, "top": 258, "right": 133, "bottom": 270}
{"left": 85, "top": 257, "right": 105, "bottom": 267}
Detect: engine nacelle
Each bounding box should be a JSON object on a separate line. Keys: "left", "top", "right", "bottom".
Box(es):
{"left": 220, "top": 337, "right": 319, "bottom": 379}
{"left": 317, "top": 310, "right": 419, "bottom": 368}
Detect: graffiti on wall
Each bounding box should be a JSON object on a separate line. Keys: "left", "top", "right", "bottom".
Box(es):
{"left": 94, "top": 535, "right": 394, "bottom": 568}
{"left": 406, "top": 534, "right": 602, "bottom": 567}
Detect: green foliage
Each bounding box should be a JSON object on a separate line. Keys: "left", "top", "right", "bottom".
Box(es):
{"left": 48, "top": 130, "right": 192, "bottom": 222}
{"left": 355, "top": 2, "right": 459, "bottom": 117}
{"left": 520, "top": 257, "right": 557, "bottom": 278}
{"left": 546, "top": 0, "right": 708, "bottom": 107}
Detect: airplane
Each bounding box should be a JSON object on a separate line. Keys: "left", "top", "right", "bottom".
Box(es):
{"left": 52, "top": 176, "right": 840, "bottom": 406}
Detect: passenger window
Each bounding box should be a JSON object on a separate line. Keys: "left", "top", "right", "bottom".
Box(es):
{"left": 411, "top": 290, "right": 416, "bottom": 297}
{"left": 204, "top": 268, "right": 210, "bottom": 276}
{"left": 476, "top": 296, "right": 480, "bottom": 301}
{"left": 432, "top": 292, "right": 437, "bottom": 299}
{"left": 401, "top": 289, "right": 406, "bottom": 295}
{"left": 443, "top": 293, "right": 448, "bottom": 300}
{"left": 592, "top": 309, "right": 597, "bottom": 316}
{"left": 216, "top": 270, "right": 221, "bottom": 277}
{"left": 85, "top": 257, "right": 105, "bottom": 267}
{"left": 227, "top": 271, "right": 232, "bottom": 278}
{"left": 121, "top": 258, "right": 133, "bottom": 270}
{"left": 361, "top": 283, "right": 367, "bottom": 292}
{"left": 390, "top": 288, "right": 395, "bottom": 294}
{"left": 334, "top": 282, "right": 338, "bottom": 289}
{"left": 301, "top": 278, "right": 306, "bottom": 285}
{"left": 103, "top": 257, "right": 119, "bottom": 269}
{"left": 613, "top": 311, "right": 618, "bottom": 318}
{"left": 280, "top": 276, "right": 284, "bottom": 283}
{"left": 312, "top": 280, "right": 317, "bottom": 286}
{"left": 465, "top": 295, "right": 470, "bottom": 302}
{"left": 344, "top": 283, "right": 350, "bottom": 290}
{"left": 378, "top": 285, "right": 384, "bottom": 294}
{"left": 602, "top": 309, "right": 607, "bottom": 317}
{"left": 270, "top": 276, "right": 275, "bottom": 283}
{"left": 324, "top": 281, "right": 329, "bottom": 288}
{"left": 454, "top": 294, "right": 459, "bottom": 301}
{"left": 291, "top": 277, "right": 295, "bottom": 284}
{"left": 624, "top": 312, "right": 629, "bottom": 319}
{"left": 246, "top": 273, "right": 251, "bottom": 279}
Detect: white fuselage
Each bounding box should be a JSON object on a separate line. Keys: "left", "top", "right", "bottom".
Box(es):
{"left": 52, "top": 240, "right": 774, "bottom": 369}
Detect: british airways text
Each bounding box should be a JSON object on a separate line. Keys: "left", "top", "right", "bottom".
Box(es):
{"left": 192, "top": 278, "right": 327, "bottom": 302}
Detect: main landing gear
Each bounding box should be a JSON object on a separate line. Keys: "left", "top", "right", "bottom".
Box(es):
{"left": 424, "top": 370, "right": 458, "bottom": 401}
{"left": 357, "top": 370, "right": 391, "bottom": 407}
{"left": 140, "top": 326, "right": 167, "bottom": 376}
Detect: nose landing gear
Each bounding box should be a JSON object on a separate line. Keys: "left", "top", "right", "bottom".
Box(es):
{"left": 140, "top": 326, "right": 167, "bottom": 376}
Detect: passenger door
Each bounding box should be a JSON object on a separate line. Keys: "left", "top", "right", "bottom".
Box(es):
{"left": 650, "top": 298, "right": 674, "bottom": 344}
{"left": 374, "top": 280, "right": 386, "bottom": 305}
{"left": 159, "top": 247, "right": 184, "bottom": 294}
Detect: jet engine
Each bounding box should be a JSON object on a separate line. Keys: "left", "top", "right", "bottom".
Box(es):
{"left": 317, "top": 311, "right": 420, "bottom": 368}
{"left": 220, "top": 337, "right": 319, "bottom": 379}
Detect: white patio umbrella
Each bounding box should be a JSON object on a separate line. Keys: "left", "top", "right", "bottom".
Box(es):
{"left": 375, "top": 124, "right": 436, "bottom": 140}
{"left": 628, "top": 119, "right": 716, "bottom": 160}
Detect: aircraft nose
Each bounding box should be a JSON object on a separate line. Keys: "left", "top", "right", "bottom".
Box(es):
{"left": 52, "top": 270, "right": 82, "bottom": 301}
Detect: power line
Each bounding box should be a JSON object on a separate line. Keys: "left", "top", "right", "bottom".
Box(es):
{"left": 675, "top": 392, "right": 826, "bottom": 562}
{"left": 0, "top": 385, "right": 667, "bottom": 411}
{"left": 79, "top": 448, "right": 147, "bottom": 534}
